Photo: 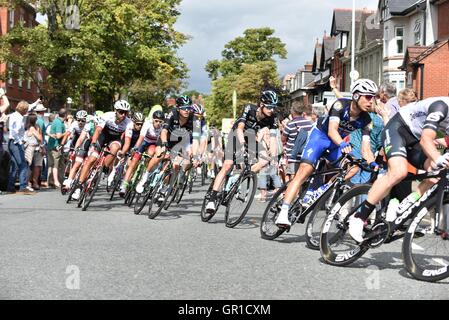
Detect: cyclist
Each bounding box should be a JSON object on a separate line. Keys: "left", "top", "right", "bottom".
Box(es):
{"left": 135, "top": 96, "right": 201, "bottom": 195}
{"left": 275, "top": 79, "right": 379, "bottom": 228}
{"left": 71, "top": 100, "right": 133, "bottom": 200}
{"left": 119, "top": 110, "right": 164, "bottom": 197}
{"left": 191, "top": 103, "right": 208, "bottom": 167}
{"left": 61, "top": 110, "right": 91, "bottom": 191}
{"left": 348, "top": 96, "right": 449, "bottom": 242}
{"left": 204, "top": 90, "right": 281, "bottom": 214}
{"left": 107, "top": 111, "right": 145, "bottom": 188}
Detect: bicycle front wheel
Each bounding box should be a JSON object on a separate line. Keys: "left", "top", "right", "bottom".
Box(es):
{"left": 225, "top": 172, "right": 257, "bottom": 228}
{"left": 82, "top": 169, "right": 103, "bottom": 211}
{"left": 148, "top": 170, "right": 173, "bottom": 219}
{"left": 260, "top": 185, "right": 288, "bottom": 240}
{"left": 403, "top": 196, "right": 449, "bottom": 282}
{"left": 320, "top": 184, "right": 371, "bottom": 266}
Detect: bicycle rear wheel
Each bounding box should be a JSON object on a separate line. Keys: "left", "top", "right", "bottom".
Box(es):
{"left": 320, "top": 184, "right": 371, "bottom": 266}
{"left": 109, "top": 164, "right": 124, "bottom": 201}
{"left": 82, "top": 169, "right": 103, "bottom": 211}
{"left": 201, "top": 181, "right": 219, "bottom": 222}
{"left": 134, "top": 185, "right": 153, "bottom": 215}
{"left": 225, "top": 172, "right": 257, "bottom": 228}
{"left": 403, "top": 196, "right": 449, "bottom": 282}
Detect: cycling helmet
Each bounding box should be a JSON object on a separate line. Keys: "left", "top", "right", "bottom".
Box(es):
{"left": 152, "top": 110, "right": 165, "bottom": 120}
{"left": 176, "top": 95, "right": 192, "bottom": 108}
{"left": 260, "top": 90, "right": 279, "bottom": 107}
{"left": 114, "top": 100, "right": 131, "bottom": 111}
{"left": 132, "top": 112, "right": 144, "bottom": 123}
{"left": 350, "top": 79, "right": 378, "bottom": 96}
{"left": 76, "top": 110, "right": 88, "bottom": 121}
{"left": 191, "top": 104, "right": 205, "bottom": 115}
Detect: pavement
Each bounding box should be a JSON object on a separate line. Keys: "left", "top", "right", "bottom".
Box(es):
{"left": 1, "top": 181, "right": 448, "bottom": 300}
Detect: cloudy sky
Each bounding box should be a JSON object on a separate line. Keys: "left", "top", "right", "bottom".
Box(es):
{"left": 175, "top": 0, "right": 379, "bottom": 94}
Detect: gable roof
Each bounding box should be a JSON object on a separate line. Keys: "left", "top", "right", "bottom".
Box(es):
{"left": 400, "top": 45, "right": 430, "bottom": 69}
{"left": 331, "top": 8, "right": 372, "bottom": 35}
{"left": 389, "top": 0, "right": 426, "bottom": 15}
{"left": 312, "top": 41, "right": 323, "bottom": 73}
{"left": 319, "top": 37, "right": 336, "bottom": 69}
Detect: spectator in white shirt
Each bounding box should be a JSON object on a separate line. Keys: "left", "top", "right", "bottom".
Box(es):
{"left": 0, "top": 88, "right": 10, "bottom": 152}
{"left": 7, "top": 101, "right": 35, "bottom": 195}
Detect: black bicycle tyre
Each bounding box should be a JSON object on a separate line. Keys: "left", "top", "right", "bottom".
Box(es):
{"left": 319, "top": 184, "right": 371, "bottom": 266}
{"left": 148, "top": 170, "right": 173, "bottom": 219}
{"left": 134, "top": 186, "right": 153, "bottom": 215}
{"left": 109, "top": 165, "right": 124, "bottom": 200}
{"left": 200, "top": 182, "right": 217, "bottom": 222}
{"left": 260, "top": 185, "right": 288, "bottom": 240}
{"left": 225, "top": 172, "right": 257, "bottom": 228}
{"left": 82, "top": 169, "right": 103, "bottom": 211}
{"left": 402, "top": 195, "right": 449, "bottom": 282}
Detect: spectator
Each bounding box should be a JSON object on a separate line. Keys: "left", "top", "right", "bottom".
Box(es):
{"left": 7, "top": 101, "right": 35, "bottom": 195}
{"left": 34, "top": 104, "right": 48, "bottom": 188}
{"left": 47, "top": 109, "right": 67, "bottom": 188}
{"left": 0, "top": 88, "right": 10, "bottom": 152}
{"left": 282, "top": 101, "right": 313, "bottom": 182}
{"left": 24, "top": 113, "right": 44, "bottom": 190}
{"left": 379, "top": 82, "right": 400, "bottom": 119}
{"left": 397, "top": 88, "right": 418, "bottom": 107}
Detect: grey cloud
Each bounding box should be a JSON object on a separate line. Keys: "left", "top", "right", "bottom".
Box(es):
{"left": 175, "top": 0, "right": 379, "bottom": 93}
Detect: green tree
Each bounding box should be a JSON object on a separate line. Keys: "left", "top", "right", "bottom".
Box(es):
{"left": 205, "top": 27, "right": 286, "bottom": 79}
{"left": 0, "top": 0, "right": 188, "bottom": 110}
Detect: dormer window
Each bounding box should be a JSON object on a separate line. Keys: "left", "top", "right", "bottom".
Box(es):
{"left": 414, "top": 20, "right": 422, "bottom": 45}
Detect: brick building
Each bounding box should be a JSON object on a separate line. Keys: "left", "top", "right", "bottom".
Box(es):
{"left": 0, "top": 2, "right": 45, "bottom": 110}
{"left": 401, "top": 0, "right": 449, "bottom": 98}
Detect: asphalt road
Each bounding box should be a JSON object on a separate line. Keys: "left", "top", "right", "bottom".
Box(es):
{"left": 1, "top": 180, "right": 448, "bottom": 300}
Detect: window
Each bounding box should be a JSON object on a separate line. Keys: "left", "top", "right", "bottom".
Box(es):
{"left": 27, "top": 68, "right": 32, "bottom": 90}
{"left": 407, "top": 72, "right": 413, "bottom": 87}
{"left": 18, "top": 67, "right": 23, "bottom": 88}
{"left": 384, "top": 26, "right": 389, "bottom": 56}
{"left": 7, "top": 63, "right": 13, "bottom": 85}
{"left": 395, "top": 27, "right": 404, "bottom": 54}
{"left": 9, "top": 9, "right": 15, "bottom": 29}
{"left": 414, "top": 20, "right": 422, "bottom": 45}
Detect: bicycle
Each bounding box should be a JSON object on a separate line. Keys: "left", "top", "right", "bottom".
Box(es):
{"left": 108, "top": 154, "right": 128, "bottom": 201}
{"left": 320, "top": 167, "right": 449, "bottom": 282}
{"left": 123, "top": 152, "right": 151, "bottom": 207}
{"left": 260, "top": 153, "right": 377, "bottom": 250}
{"left": 61, "top": 148, "right": 75, "bottom": 195}
{"left": 201, "top": 150, "right": 257, "bottom": 228}
{"left": 77, "top": 147, "right": 115, "bottom": 211}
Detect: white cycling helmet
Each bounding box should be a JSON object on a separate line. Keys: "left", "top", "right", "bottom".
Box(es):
{"left": 114, "top": 100, "right": 131, "bottom": 112}
{"left": 76, "top": 110, "right": 88, "bottom": 121}
{"left": 350, "top": 79, "right": 378, "bottom": 96}
{"left": 191, "top": 103, "right": 205, "bottom": 115}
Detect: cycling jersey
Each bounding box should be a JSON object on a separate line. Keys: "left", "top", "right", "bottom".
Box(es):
{"left": 141, "top": 120, "right": 162, "bottom": 145}
{"left": 398, "top": 97, "right": 449, "bottom": 139}
{"left": 301, "top": 99, "right": 372, "bottom": 166}
{"left": 83, "top": 122, "right": 96, "bottom": 138}
{"left": 98, "top": 112, "right": 133, "bottom": 139}
{"left": 129, "top": 128, "right": 141, "bottom": 149}
{"left": 232, "top": 104, "right": 278, "bottom": 132}
{"left": 317, "top": 98, "right": 372, "bottom": 138}
{"left": 69, "top": 121, "right": 85, "bottom": 149}
{"left": 162, "top": 108, "right": 202, "bottom": 147}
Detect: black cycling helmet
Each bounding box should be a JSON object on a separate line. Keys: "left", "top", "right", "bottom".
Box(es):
{"left": 176, "top": 95, "right": 192, "bottom": 108}
{"left": 260, "top": 90, "right": 279, "bottom": 108}
{"left": 152, "top": 110, "right": 165, "bottom": 120}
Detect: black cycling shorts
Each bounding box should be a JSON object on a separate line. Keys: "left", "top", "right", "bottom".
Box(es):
{"left": 76, "top": 139, "right": 91, "bottom": 159}
{"left": 382, "top": 113, "right": 427, "bottom": 170}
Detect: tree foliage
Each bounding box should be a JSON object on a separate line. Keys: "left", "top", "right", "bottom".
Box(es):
{"left": 204, "top": 28, "right": 286, "bottom": 127}
{"left": 0, "top": 0, "right": 188, "bottom": 110}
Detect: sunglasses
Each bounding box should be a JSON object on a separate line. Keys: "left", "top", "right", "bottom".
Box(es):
{"left": 179, "top": 107, "right": 191, "bottom": 111}
{"left": 116, "top": 110, "right": 128, "bottom": 115}
{"left": 154, "top": 120, "right": 164, "bottom": 124}
{"left": 135, "top": 122, "right": 143, "bottom": 126}
{"left": 263, "top": 105, "right": 276, "bottom": 110}
{"left": 362, "top": 95, "right": 375, "bottom": 101}
{"left": 78, "top": 120, "right": 86, "bottom": 123}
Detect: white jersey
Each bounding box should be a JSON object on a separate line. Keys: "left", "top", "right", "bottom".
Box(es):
{"left": 399, "top": 97, "right": 449, "bottom": 139}
{"left": 69, "top": 121, "right": 84, "bottom": 136}
{"left": 141, "top": 120, "right": 162, "bottom": 144}
{"left": 98, "top": 112, "right": 133, "bottom": 138}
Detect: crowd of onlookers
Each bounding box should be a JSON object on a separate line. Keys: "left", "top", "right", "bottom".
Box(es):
{"left": 0, "top": 88, "right": 71, "bottom": 195}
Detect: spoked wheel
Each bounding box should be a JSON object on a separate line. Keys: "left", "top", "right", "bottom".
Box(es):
{"left": 260, "top": 185, "right": 288, "bottom": 240}
{"left": 201, "top": 163, "right": 207, "bottom": 186}
{"left": 109, "top": 165, "right": 124, "bottom": 200}
{"left": 66, "top": 175, "right": 80, "bottom": 204}
{"left": 163, "top": 170, "right": 180, "bottom": 211}
{"left": 403, "top": 196, "right": 449, "bottom": 282}
{"left": 188, "top": 170, "right": 195, "bottom": 194}
{"left": 320, "top": 184, "right": 372, "bottom": 266}
{"left": 225, "top": 172, "right": 257, "bottom": 228}
{"left": 305, "top": 185, "right": 346, "bottom": 250}
{"left": 61, "top": 160, "right": 73, "bottom": 195}
{"left": 201, "top": 181, "right": 219, "bottom": 222}
{"left": 148, "top": 170, "right": 173, "bottom": 219}
{"left": 134, "top": 184, "right": 153, "bottom": 215}
{"left": 175, "top": 170, "right": 189, "bottom": 204}
{"left": 82, "top": 168, "right": 103, "bottom": 211}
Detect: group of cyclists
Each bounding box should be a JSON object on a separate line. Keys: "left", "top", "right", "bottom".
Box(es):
{"left": 58, "top": 82, "right": 449, "bottom": 283}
